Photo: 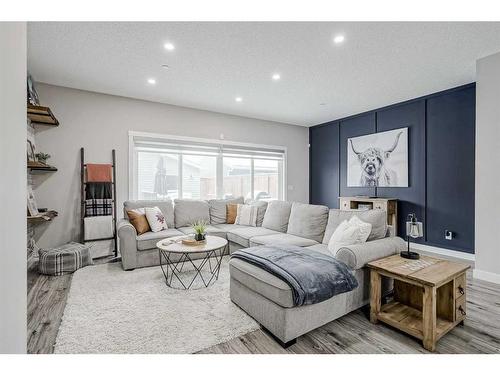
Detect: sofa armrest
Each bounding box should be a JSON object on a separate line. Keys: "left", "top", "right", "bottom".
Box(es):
{"left": 117, "top": 219, "right": 138, "bottom": 270}
{"left": 334, "top": 236, "right": 406, "bottom": 270}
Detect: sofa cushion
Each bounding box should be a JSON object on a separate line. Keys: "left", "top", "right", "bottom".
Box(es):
{"left": 244, "top": 199, "right": 268, "bottom": 226}
{"left": 249, "top": 233, "right": 318, "bottom": 247}
{"left": 227, "top": 227, "right": 279, "bottom": 247}
{"left": 174, "top": 199, "right": 210, "bottom": 228}
{"left": 229, "top": 258, "right": 294, "bottom": 308}
{"left": 286, "top": 202, "right": 329, "bottom": 242}
{"left": 136, "top": 228, "right": 184, "bottom": 251}
{"left": 177, "top": 226, "right": 227, "bottom": 238}
{"left": 322, "top": 209, "right": 387, "bottom": 244}
{"left": 262, "top": 200, "right": 292, "bottom": 232}
{"left": 212, "top": 223, "right": 248, "bottom": 232}
{"left": 208, "top": 197, "right": 244, "bottom": 224}
{"left": 124, "top": 199, "right": 174, "bottom": 228}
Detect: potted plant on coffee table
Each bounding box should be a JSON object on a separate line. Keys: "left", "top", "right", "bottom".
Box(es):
{"left": 192, "top": 220, "right": 207, "bottom": 242}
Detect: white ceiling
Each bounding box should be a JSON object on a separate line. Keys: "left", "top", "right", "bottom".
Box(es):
{"left": 28, "top": 22, "right": 500, "bottom": 127}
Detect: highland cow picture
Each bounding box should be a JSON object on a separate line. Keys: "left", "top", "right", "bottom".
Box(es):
{"left": 347, "top": 127, "right": 408, "bottom": 187}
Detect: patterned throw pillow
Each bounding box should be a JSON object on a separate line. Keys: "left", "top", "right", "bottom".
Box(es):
{"left": 235, "top": 204, "right": 258, "bottom": 227}
{"left": 145, "top": 206, "right": 168, "bottom": 232}
{"left": 126, "top": 208, "right": 151, "bottom": 235}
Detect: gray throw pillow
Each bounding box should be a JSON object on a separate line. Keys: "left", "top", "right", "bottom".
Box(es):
{"left": 208, "top": 197, "right": 244, "bottom": 224}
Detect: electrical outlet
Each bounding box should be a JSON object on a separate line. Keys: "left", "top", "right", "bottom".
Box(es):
{"left": 444, "top": 230, "right": 453, "bottom": 240}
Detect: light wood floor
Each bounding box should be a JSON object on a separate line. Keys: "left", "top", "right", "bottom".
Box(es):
{"left": 27, "top": 255, "right": 500, "bottom": 354}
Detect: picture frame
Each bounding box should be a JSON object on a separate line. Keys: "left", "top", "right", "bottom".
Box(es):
{"left": 27, "top": 186, "right": 39, "bottom": 217}
{"left": 347, "top": 127, "right": 409, "bottom": 187}
{"left": 27, "top": 140, "right": 36, "bottom": 163}
{"left": 27, "top": 72, "right": 40, "bottom": 106}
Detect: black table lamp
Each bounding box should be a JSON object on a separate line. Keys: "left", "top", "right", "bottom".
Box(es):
{"left": 400, "top": 213, "right": 423, "bottom": 260}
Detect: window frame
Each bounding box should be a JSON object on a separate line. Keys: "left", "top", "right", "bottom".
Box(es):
{"left": 129, "top": 131, "right": 287, "bottom": 201}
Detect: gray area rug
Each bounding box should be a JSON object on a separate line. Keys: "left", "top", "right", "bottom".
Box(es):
{"left": 55, "top": 257, "right": 259, "bottom": 353}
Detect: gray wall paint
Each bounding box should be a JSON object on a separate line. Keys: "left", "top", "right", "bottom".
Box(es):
{"left": 475, "top": 51, "right": 500, "bottom": 282}
{"left": 0, "top": 22, "right": 27, "bottom": 354}
{"left": 34, "top": 84, "right": 309, "bottom": 249}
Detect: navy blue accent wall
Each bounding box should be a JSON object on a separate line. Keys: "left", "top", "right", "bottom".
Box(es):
{"left": 426, "top": 86, "right": 475, "bottom": 253}
{"left": 376, "top": 101, "right": 426, "bottom": 245}
{"left": 309, "top": 83, "right": 475, "bottom": 254}
{"left": 309, "top": 122, "right": 340, "bottom": 208}
{"left": 339, "top": 113, "right": 377, "bottom": 198}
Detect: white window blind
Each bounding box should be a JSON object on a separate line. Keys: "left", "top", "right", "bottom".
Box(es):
{"left": 130, "top": 133, "right": 286, "bottom": 202}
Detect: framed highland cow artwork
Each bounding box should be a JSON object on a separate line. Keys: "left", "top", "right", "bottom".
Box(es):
{"left": 347, "top": 127, "right": 408, "bottom": 187}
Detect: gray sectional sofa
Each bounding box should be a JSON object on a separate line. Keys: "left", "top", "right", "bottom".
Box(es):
{"left": 117, "top": 197, "right": 406, "bottom": 345}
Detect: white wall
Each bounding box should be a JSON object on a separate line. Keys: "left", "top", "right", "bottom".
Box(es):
{"left": 0, "top": 22, "right": 27, "bottom": 354}
{"left": 474, "top": 51, "right": 500, "bottom": 284}
{"left": 34, "top": 84, "right": 309, "bottom": 249}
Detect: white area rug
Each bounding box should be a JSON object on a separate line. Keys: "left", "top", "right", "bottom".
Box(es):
{"left": 54, "top": 257, "right": 259, "bottom": 353}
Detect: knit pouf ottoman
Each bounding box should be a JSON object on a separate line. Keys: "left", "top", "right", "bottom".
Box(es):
{"left": 38, "top": 242, "right": 93, "bottom": 276}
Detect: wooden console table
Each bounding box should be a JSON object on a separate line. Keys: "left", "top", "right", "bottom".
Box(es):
{"left": 367, "top": 254, "right": 470, "bottom": 351}
{"left": 339, "top": 197, "right": 398, "bottom": 234}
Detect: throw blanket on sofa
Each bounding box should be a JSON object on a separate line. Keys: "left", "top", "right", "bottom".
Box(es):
{"left": 231, "top": 245, "right": 358, "bottom": 306}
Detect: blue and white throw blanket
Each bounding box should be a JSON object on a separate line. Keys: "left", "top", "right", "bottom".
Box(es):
{"left": 231, "top": 245, "right": 358, "bottom": 306}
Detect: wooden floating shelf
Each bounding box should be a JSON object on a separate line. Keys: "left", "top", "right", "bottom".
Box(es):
{"left": 27, "top": 105, "right": 59, "bottom": 126}
{"left": 27, "top": 164, "right": 58, "bottom": 172}
{"left": 27, "top": 210, "right": 58, "bottom": 224}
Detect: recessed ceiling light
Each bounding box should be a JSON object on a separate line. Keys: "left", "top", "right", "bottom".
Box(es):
{"left": 333, "top": 35, "right": 345, "bottom": 44}
{"left": 320, "top": 103, "right": 326, "bottom": 106}
{"left": 272, "top": 73, "right": 281, "bottom": 81}
{"left": 164, "top": 42, "right": 175, "bottom": 51}
{"left": 235, "top": 97, "right": 243, "bottom": 102}
{"left": 161, "top": 64, "right": 170, "bottom": 69}
{"left": 147, "top": 78, "right": 156, "bottom": 85}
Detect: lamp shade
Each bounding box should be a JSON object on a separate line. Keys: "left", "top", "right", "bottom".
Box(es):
{"left": 406, "top": 221, "right": 423, "bottom": 239}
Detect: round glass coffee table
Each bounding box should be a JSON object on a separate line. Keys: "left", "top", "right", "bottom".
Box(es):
{"left": 157, "top": 235, "right": 228, "bottom": 289}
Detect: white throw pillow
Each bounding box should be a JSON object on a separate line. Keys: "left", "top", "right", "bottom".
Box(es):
{"left": 327, "top": 219, "right": 361, "bottom": 254}
{"left": 235, "top": 204, "right": 258, "bottom": 227}
{"left": 144, "top": 206, "right": 168, "bottom": 232}
{"left": 349, "top": 215, "right": 372, "bottom": 243}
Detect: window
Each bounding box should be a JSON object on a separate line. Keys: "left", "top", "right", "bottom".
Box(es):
{"left": 182, "top": 154, "right": 217, "bottom": 200}
{"left": 254, "top": 158, "right": 281, "bottom": 200}
{"left": 137, "top": 151, "right": 179, "bottom": 200}
{"left": 223, "top": 157, "right": 251, "bottom": 199}
{"left": 130, "top": 133, "right": 286, "bottom": 202}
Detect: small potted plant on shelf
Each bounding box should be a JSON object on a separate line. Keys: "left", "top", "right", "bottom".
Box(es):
{"left": 35, "top": 152, "right": 51, "bottom": 166}
{"left": 192, "top": 220, "right": 207, "bottom": 242}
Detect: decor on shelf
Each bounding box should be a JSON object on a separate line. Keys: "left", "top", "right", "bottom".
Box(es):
{"left": 347, "top": 127, "right": 408, "bottom": 187}
{"left": 192, "top": 220, "right": 207, "bottom": 241}
{"left": 400, "top": 213, "right": 423, "bottom": 259}
{"left": 27, "top": 122, "right": 37, "bottom": 163}
{"left": 35, "top": 152, "right": 51, "bottom": 165}
{"left": 27, "top": 186, "right": 39, "bottom": 216}
{"left": 27, "top": 72, "right": 40, "bottom": 105}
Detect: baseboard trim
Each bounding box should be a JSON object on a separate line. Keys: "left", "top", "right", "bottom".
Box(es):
{"left": 473, "top": 269, "right": 500, "bottom": 285}
{"left": 409, "top": 243, "right": 475, "bottom": 262}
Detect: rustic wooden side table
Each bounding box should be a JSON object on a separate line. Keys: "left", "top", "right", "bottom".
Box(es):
{"left": 367, "top": 254, "right": 470, "bottom": 351}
